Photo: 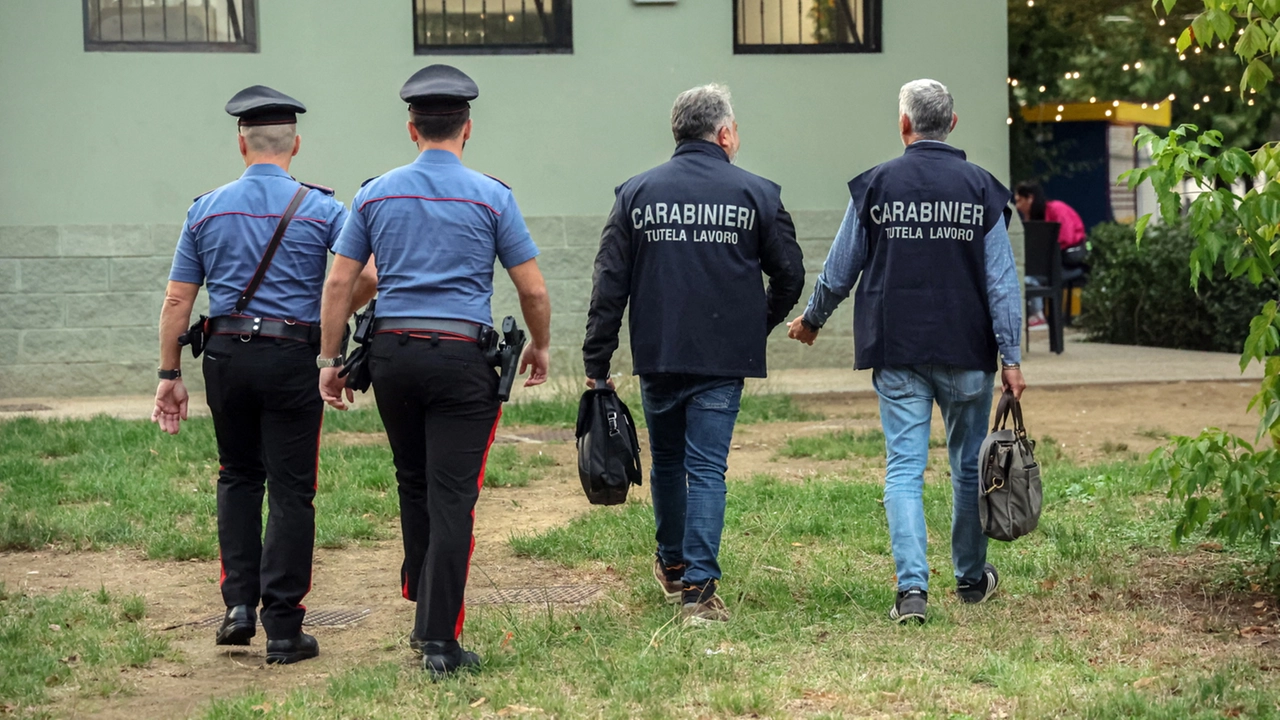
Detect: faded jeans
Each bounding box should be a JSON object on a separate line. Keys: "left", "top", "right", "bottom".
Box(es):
{"left": 640, "top": 373, "right": 744, "bottom": 588}
{"left": 873, "top": 365, "right": 995, "bottom": 592}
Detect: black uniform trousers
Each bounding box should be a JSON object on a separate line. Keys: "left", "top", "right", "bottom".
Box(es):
{"left": 203, "top": 334, "right": 322, "bottom": 639}
{"left": 368, "top": 333, "right": 501, "bottom": 643}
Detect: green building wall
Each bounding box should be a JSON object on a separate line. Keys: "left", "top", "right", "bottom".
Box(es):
{"left": 0, "top": 0, "right": 1011, "bottom": 398}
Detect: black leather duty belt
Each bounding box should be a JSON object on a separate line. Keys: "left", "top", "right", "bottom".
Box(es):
{"left": 373, "top": 317, "right": 488, "bottom": 342}
{"left": 207, "top": 315, "right": 319, "bottom": 344}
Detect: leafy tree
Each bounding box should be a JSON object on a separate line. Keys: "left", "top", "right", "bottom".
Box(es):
{"left": 1008, "top": 0, "right": 1278, "bottom": 182}
{"left": 1128, "top": 0, "right": 1280, "bottom": 582}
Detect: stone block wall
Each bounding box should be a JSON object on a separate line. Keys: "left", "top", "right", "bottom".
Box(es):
{"left": 0, "top": 210, "right": 876, "bottom": 398}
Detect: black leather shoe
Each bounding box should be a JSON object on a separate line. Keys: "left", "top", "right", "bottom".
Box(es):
{"left": 215, "top": 605, "right": 256, "bottom": 646}
{"left": 265, "top": 632, "right": 320, "bottom": 665}
{"left": 421, "top": 640, "right": 480, "bottom": 679}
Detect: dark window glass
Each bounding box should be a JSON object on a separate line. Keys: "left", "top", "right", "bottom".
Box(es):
{"left": 83, "top": 0, "right": 257, "bottom": 52}
{"left": 735, "top": 0, "right": 881, "bottom": 54}
{"left": 414, "top": 0, "right": 572, "bottom": 54}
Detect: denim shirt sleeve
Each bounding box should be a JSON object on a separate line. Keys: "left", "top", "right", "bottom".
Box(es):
{"left": 985, "top": 220, "right": 1023, "bottom": 365}
{"left": 802, "top": 199, "right": 865, "bottom": 328}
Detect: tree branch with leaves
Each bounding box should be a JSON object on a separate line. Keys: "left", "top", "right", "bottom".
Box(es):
{"left": 1131, "top": 0, "right": 1280, "bottom": 581}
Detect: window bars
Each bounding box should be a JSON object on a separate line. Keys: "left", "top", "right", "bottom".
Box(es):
{"left": 734, "top": 0, "right": 881, "bottom": 54}
{"left": 84, "top": 0, "right": 257, "bottom": 52}
{"left": 414, "top": 0, "right": 573, "bottom": 54}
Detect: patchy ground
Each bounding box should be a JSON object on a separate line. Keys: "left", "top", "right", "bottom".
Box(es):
{"left": 0, "top": 380, "right": 1269, "bottom": 718}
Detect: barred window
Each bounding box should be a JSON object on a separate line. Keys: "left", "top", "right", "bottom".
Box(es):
{"left": 735, "top": 0, "right": 881, "bottom": 54}
{"left": 414, "top": 0, "right": 573, "bottom": 54}
{"left": 83, "top": 0, "right": 257, "bottom": 52}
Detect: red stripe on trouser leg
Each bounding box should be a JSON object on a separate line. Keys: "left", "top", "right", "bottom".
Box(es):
{"left": 453, "top": 406, "right": 501, "bottom": 640}
{"left": 403, "top": 571, "right": 411, "bottom": 600}
{"left": 219, "top": 552, "right": 227, "bottom": 586}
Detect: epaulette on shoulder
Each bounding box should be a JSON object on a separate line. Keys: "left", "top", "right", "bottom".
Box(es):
{"left": 192, "top": 187, "right": 217, "bottom": 202}
{"left": 483, "top": 173, "right": 511, "bottom": 189}
{"left": 360, "top": 175, "right": 382, "bottom": 188}
{"left": 299, "top": 181, "right": 335, "bottom": 196}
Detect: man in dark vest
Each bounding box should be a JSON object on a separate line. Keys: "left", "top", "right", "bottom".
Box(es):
{"left": 584, "top": 83, "right": 805, "bottom": 625}
{"left": 788, "top": 79, "right": 1026, "bottom": 625}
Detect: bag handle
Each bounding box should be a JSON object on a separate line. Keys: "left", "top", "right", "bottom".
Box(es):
{"left": 991, "top": 390, "right": 1028, "bottom": 438}
{"left": 234, "top": 186, "right": 310, "bottom": 315}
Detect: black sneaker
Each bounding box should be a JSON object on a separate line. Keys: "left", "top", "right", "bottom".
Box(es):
{"left": 889, "top": 588, "right": 928, "bottom": 624}
{"left": 215, "top": 605, "right": 256, "bottom": 646}
{"left": 956, "top": 563, "right": 1000, "bottom": 604}
{"left": 265, "top": 632, "right": 320, "bottom": 665}
{"left": 653, "top": 554, "right": 685, "bottom": 604}
{"left": 421, "top": 640, "right": 481, "bottom": 680}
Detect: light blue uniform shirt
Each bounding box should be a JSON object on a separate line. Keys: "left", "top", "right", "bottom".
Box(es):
{"left": 333, "top": 149, "right": 540, "bottom": 326}
{"left": 804, "top": 198, "right": 1024, "bottom": 365}
{"left": 169, "top": 163, "right": 348, "bottom": 323}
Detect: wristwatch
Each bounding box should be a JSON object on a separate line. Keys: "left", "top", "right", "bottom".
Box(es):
{"left": 316, "top": 355, "right": 344, "bottom": 369}
{"left": 157, "top": 369, "right": 182, "bottom": 380}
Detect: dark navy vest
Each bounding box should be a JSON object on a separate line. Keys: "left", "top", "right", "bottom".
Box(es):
{"left": 619, "top": 140, "right": 783, "bottom": 378}
{"left": 850, "top": 142, "right": 1012, "bottom": 372}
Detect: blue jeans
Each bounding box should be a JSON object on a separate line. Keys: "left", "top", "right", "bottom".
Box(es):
{"left": 640, "top": 373, "right": 744, "bottom": 588}
{"left": 873, "top": 365, "right": 995, "bottom": 592}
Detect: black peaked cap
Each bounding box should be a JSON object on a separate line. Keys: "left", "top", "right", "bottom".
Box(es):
{"left": 400, "top": 65, "right": 478, "bottom": 115}
{"left": 225, "top": 85, "right": 306, "bottom": 126}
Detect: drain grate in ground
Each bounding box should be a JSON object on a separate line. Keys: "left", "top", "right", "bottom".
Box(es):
{"left": 165, "top": 607, "right": 373, "bottom": 631}
{"left": 0, "top": 403, "right": 53, "bottom": 413}
{"left": 468, "top": 585, "right": 600, "bottom": 605}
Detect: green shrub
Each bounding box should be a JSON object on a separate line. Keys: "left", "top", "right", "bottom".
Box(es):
{"left": 1078, "top": 220, "right": 1275, "bottom": 352}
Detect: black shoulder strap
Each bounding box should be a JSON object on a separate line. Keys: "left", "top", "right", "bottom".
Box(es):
{"left": 235, "top": 186, "right": 310, "bottom": 315}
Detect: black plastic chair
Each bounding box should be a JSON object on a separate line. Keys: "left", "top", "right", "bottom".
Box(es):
{"left": 1023, "top": 221, "right": 1064, "bottom": 354}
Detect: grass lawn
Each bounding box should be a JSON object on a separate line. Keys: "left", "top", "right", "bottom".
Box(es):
{"left": 202, "top": 461, "right": 1279, "bottom": 718}
{"left": 3, "top": 405, "right": 1278, "bottom": 718}
{"left": 0, "top": 412, "right": 557, "bottom": 559}
{"left": 0, "top": 583, "right": 171, "bottom": 711}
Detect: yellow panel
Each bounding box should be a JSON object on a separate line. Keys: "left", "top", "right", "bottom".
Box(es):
{"left": 1021, "top": 101, "right": 1171, "bottom": 127}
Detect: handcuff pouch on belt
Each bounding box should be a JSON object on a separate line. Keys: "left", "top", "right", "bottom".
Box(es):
{"left": 339, "top": 299, "right": 376, "bottom": 393}
{"left": 178, "top": 315, "right": 209, "bottom": 358}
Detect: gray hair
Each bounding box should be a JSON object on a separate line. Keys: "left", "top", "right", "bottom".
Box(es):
{"left": 898, "top": 79, "right": 954, "bottom": 141}
{"left": 671, "top": 84, "right": 735, "bottom": 143}
{"left": 239, "top": 123, "right": 297, "bottom": 156}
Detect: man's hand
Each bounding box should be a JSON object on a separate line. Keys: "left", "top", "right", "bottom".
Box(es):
{"left": 151, "top": 379, "right": 189, "bottom": 436}
{"left": 585, "top": 377, "right": 616, "bottom": 390}
{"left": 1002, "top": 366, "right": 1026, "bottom": 400}
{"left": 320, "top": 366, "right": 353, "bottom": 410}
{"left": 520, "top": 344, "right": 550, "bottom": 388}
{"left": 787, "top": 316, "right": 819, "bottom": 345}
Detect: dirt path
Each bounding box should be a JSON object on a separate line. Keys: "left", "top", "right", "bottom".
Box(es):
{"left": 0, "top": 380, "right": 1263, "bottom": 718}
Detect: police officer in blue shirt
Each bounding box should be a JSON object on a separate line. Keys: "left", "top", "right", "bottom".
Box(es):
{"left": 317, "top": 65, "right": 551, "bottom": 678}
{"left": 153, "top": 85, "right": 376, "bottom": 664}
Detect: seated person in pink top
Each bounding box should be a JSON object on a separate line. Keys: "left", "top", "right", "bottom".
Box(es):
{"left": 1014, "top": 182, "right": 1086, "bottom": 329}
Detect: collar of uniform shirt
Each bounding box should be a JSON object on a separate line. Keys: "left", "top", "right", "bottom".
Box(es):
{"left": 241, "top": 163, "right": 293, "bottom": 179}
{"left": 414, "top": 149, "right": 463, "bottom": 166}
